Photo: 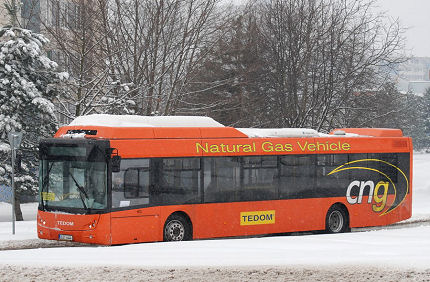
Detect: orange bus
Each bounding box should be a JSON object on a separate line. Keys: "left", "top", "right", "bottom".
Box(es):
{"left": 37, "top": 115, "right": 412, "bottom": 245}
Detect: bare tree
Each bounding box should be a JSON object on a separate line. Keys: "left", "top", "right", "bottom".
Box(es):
{"left": 40, "top": 0, "right": 134, "bottom": 123}
{"left": 179, "top": 0, "right": 406, "bottom": 130}
{"left": 346, "top": 82, "right": 417, "bottom": 127}
{"left": 179, "top": 6, "right": 270, "bottom": 127}
{"left": 23, "top": 0, "right": 406, "bottom": 131}
{"left": 100, "top": 0, "right": 226, "bottom": 116}
{"left": 258, "top": 0, "right": 406, "bottom": 131}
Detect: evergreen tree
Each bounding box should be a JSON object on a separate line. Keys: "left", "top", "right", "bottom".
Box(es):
{"left": 419, "top": 88, "right": 430, "bottom": 150}
{"left": 0, "top": 26, "right": 67, "bottom": 220}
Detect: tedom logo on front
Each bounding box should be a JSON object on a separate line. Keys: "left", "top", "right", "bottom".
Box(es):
{"left": 328, "top": 159, "right": 409, "bottom": 216}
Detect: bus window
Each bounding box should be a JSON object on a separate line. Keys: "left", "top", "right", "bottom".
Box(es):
{"left": 112, "top": 159, "right": 150, "bottom": 208}
{"left": 124, "top": 169, "right": 138, "bottom": 198}
{"left": 152, "top": 158, "right": 201, "bottom": 205}
{"left": 204, "top": 157, "right": 240, "bottom": 203}
{"left": 347, "top": 153, "right": 370, "bottom": 179}
{"left": 279, "top": 155, "right": 315, "bottom": 199}
{"left": 369, "top": 153, "right": 399, "bottom": 183}
{"left": 241, "top": 156, "right": 278, "bottom": 201}
{"left": 87, "top": 161, "right": 107, "bottom": 208}
{"left": 317, "top": 154, "right": 349, "bottom": 197}
{"left": 124, "top": 168, "right": 149, "bottom": 199}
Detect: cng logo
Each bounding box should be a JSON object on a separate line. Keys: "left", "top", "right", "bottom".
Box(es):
{"left": 240, "top": 210, "right": 275, "bottom": 225}
{"left": 328, "top": 159, "right": 409, "bottom": 216}
{"left": 346, "top": 180, "right": 390, "bottom": 212}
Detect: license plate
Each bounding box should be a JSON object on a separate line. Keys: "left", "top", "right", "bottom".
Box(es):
{"left": 59, "top": 234, "right": 73, "bottom": 241}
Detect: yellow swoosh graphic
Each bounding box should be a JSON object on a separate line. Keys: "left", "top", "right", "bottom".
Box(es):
{"left": 328, "top": 159, "right": 409, "bottom": 216}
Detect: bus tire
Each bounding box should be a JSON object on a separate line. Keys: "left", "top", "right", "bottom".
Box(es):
{"left": 325, "top": 205, "right": 349, "bottom": 233}
{"left": 163, "top": 214, "right": 192, "bottom": 242}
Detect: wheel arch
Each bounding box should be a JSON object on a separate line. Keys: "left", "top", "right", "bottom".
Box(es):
{"left": 326, "top": 202, "right": 351, "bottom": 231}
{"left": 164, "top": 210, "right": 193, "bottom": 238}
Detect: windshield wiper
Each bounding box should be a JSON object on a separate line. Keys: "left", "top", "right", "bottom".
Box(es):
{"left": 69, "top": 172, "right": 90, "bottom": 212}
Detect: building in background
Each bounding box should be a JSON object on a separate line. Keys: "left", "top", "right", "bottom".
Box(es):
{"left": 0, "top": 0, "right": 80, "bottom": 33}
{"left": 0, "top": 0, "right": 43, "bottom": 31}
{"left": 0, "top": 0, "right": 10, "bottom": 27}
{"left": 396, "top": 57, "right": 430, "bottom": 95}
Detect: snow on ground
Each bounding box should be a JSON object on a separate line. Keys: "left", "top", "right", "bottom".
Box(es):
{"left": 0, "top": 153, "right": 429, "bottom": 281}
{"left": 1, "top": 225, "right": 430, "bottom": 268}
{"left": 411, "top": 153, "right": 430, "bottom": 217}
{"left": 0, "top": 202, "right": 37, "bottom": 222}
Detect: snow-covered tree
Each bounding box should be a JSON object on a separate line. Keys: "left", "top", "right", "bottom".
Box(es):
{"left": 413, "top": 87, "right": 430, "bottom": 151}
{"left": 0, "top": 26, "right": 67, "bottom": 220}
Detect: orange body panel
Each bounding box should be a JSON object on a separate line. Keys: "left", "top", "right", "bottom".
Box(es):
{"left": 37, "top": 194, "right": 412, "bottom": 245}
{"left": 107, "top": 136, "right": 411, "bottom": 159}
{"left": 37, "top": 211, "right": 111, "bottom": 245}
{"left": 38, "top": 124, "right": 413, "bottom": 245}
{"left": 110, "top": 207, "right": 162, "bottom": 244}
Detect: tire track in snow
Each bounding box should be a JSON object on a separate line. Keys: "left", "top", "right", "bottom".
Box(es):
{"left": 352, "top": 216, "right": 430, "bottom": 232}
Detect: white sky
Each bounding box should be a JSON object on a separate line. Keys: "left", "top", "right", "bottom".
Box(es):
{"left": 376, "top": 0, "right": 430, "bottom": 57}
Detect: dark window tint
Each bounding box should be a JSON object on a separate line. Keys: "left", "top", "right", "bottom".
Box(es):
{"left": 316, "top": 154, "right": 350, "bottom": 197}
{"left": 204, "top": 157, "right": 241, "bottom": 203}
{"left": 153, "top": 158, "right": 201, "bottom": 205}
{"left": 279, "top": 155, "right": 315, "bottom": 199}
{"left": 241, "top": 156, "right": 278, "bottom": 201}
{"left": 369, "top": 153, "right": 398, "bottom": 183}
{"left": 124, "top": 168, "right": 149, "bottom": 198}
{"left": 347, "top": 153, "right": 371, "bottom": 179}
{"left": 110, "top": 152, "right": 409, "bottom": 208}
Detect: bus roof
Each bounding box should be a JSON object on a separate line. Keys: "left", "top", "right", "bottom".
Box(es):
{"left": 330, "top": 128, "right": 403, "bottom": 137}
{"left": 69, "top": 114, "right": 224, "bottom": 128}
{"left": 56, "top": 115, "right": 404, "bottom": 139}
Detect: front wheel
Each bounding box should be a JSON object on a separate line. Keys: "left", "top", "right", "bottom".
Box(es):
{"left": 325, "top": 205, "right": 349, "bottom": 233}
{"left": 163, "top": 214, "right": 192, "bottom": 242}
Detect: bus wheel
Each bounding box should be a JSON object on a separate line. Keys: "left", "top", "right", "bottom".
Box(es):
{"left": 325, "top": 205, "right": 348, "bottom": 233}
{"left": 163, "top": 214, "right": 191, "bottom": 242}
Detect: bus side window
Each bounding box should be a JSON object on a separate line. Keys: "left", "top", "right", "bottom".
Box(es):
{"left": 279, "top": 155, "right": 315, "bottom": 199}
{"left": 369, "top": 153, "right": 398, "bottom": 183}
{"left": 153, "top": 158, "right": 201, "bottom": 205}
{"left": 204, "top": 157, "right": 240, "bottom": 203}
{"left": 316, "top": 154, "right": 350, "bottom": 197}
{"left": 123, "top": 168, "right": 149, "bottom": 199}
{"left": 112, "top": 159, "right": 150, "bottom": 208}
{"left": 241, "top": 156, "right": 278, "bottom": 201}
{"left": 124, "top": 169, "right": 138, "bottom": 198}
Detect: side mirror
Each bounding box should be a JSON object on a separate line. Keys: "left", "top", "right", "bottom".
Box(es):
{"left": 112, "top": 155, "right": 121, "bottom": 172}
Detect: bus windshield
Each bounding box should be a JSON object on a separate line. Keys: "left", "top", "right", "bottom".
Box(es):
{"left": 39, "top": 142, "right": 109, "bottom": 212}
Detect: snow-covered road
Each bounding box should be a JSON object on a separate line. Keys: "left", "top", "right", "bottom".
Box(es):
{"left": 1, "top": 222, "right": 430, "bottom": 269}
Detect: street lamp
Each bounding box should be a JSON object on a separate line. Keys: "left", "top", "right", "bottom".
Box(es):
{"left": 8, "top": 132, "right": 23, "bottom": 235}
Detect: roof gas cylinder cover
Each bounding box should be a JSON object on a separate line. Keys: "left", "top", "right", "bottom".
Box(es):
{"left": 69, "top": 114, "right": 225, "bottom": 128}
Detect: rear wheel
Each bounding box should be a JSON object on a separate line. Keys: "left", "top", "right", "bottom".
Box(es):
{"left": 325, "top": 205, "right": 349, "bottom": 233}
{"left": 163, "top": 214, "right": 192, "bottom": 242}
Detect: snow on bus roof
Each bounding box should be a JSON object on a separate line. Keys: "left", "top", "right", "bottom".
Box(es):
{"left": 237, "top": 128, "right": 320, "bottom": 138}
{"left": 68, "top": 115, "right": 367, "bottom": 138}
{"left": 69, "top": 114, "right": 225, "bottom": 128}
